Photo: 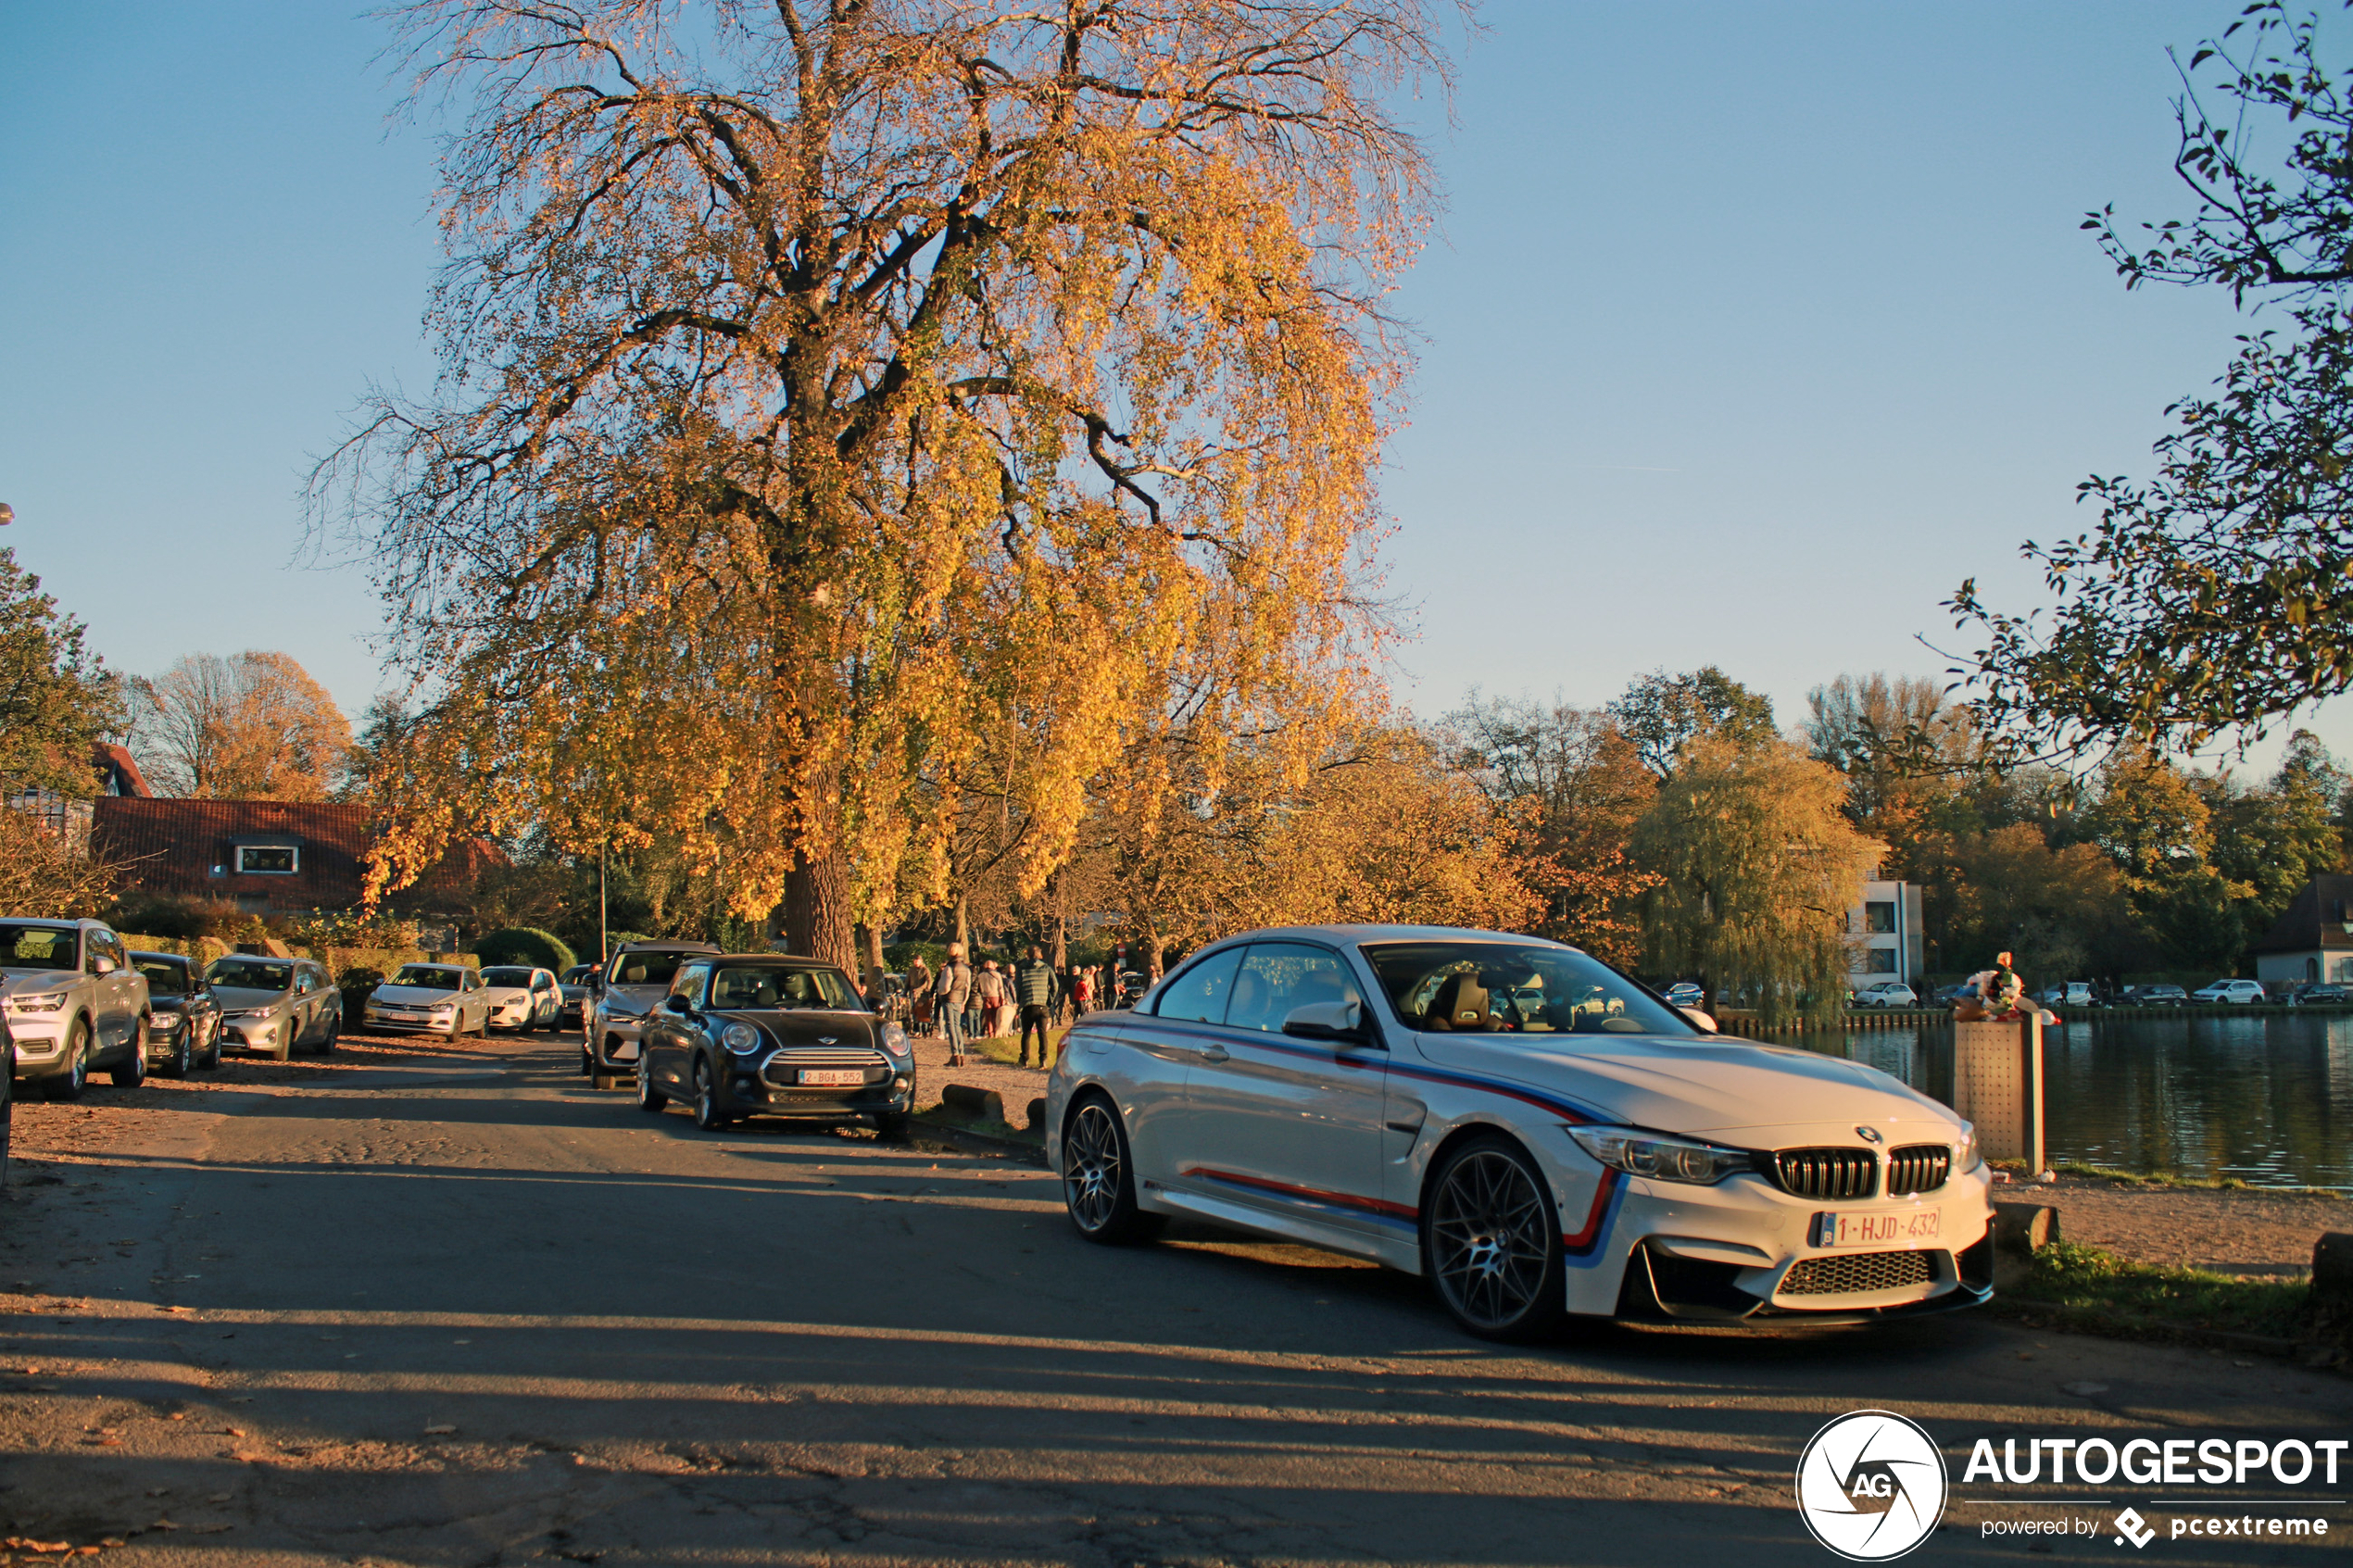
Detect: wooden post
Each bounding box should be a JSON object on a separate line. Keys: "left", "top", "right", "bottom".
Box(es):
{"left": 1951, "top": 1015, "right": 2044, "bottom": 1174}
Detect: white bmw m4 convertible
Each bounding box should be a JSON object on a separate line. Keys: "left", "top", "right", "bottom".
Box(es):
{"left": 1044, "top": 926, "right": 1995, "bottom": 1340}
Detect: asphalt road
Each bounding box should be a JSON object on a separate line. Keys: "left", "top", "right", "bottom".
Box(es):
{"left": 0, "top": 1034, "right": 2346, "bottom": 1566}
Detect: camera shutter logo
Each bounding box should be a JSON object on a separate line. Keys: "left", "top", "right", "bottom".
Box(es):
{"left": 1793, "top": 1410, "right": 1947, "bottom": 1561}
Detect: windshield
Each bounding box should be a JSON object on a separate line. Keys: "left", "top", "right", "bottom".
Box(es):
{"left": 482, "top": 967, "right": 535, "bottom": 987}
{"left": 390, "top": 965, "right": 466, "bottom": 991}
{"left": 0, "top": 924, "right": 77, "bottom": 970}
{"left": 135, "top": 959, "right": 190, "bottom": 996}
{"left": 1360, "top": 941, "right": 1694, "bottom": 1037}
{"left": 609, "top": 951, "right": 691, "bottom": 987}
{"left": 562, "top": 966, "right": 593, "bottom": 983}
{"left": 206, "top": 958, "right": 293, "bottom": 992}
{"left": 707, "top": 963, "right": 862, "bottom": 1010}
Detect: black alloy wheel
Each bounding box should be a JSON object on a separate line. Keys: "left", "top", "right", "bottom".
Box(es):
{"left": 45, "top": 1022, "right": 89, "bottom": 1101}
{"left": 110, "top": 1022, "right": 148, "bottom": 1088}
{"left": 1421, "top": 1135, "right": 1567, "bottom": 1341}
{"left": 1061, "top": 1095, "right": 1161, "bottom": 1244}
{"left": 691, "top": 1060, "right": 729, "bottom": 1131}
{"left": 157, "top": 1020, "right": 191, "bottom": 1079}
{"left": 635, "top": 1053, "right": 667, "bottom": 1113}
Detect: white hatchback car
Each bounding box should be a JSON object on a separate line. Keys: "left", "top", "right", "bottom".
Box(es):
{"left": 1046, "top": 925, "right": 1994, "bottom": 1340}
{"left": 479, "top": 965, "right": 561, "bottom": 1032}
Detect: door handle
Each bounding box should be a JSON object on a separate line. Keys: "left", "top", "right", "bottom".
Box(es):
{"left": 1195, "top": 1045, "right": 1229, "bottom": 1062}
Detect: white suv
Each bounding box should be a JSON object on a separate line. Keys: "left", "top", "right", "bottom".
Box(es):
{"left": 2190, "top": 978, "right": 2266, "bottom": 1006}
{"left": 2, "top": 919, "right": 154, "bottom": 1099}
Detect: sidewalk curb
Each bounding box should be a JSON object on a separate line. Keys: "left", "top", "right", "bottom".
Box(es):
{"left": 910, "top": 1117, "right": 1050, "bottom": 1168}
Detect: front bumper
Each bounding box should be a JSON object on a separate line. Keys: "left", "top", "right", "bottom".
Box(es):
{"left": 6, "top": 1014, "right": 74, "bottom": 1080}
{"left": 1557, "top": 1158, "right": 1997, "bottom": 1323}
{"left": 221, "top": 1015, "right": 289, "bottom": 1053}
{"left": 717, "top": 1056, "right": 915, "bottom": 1121}
{"left": 364, "top": 1010, "right": 462, "bottom": 1035}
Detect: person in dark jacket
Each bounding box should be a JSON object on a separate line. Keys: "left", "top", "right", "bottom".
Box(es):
{"left": 1013, "top": 946, "right": 1059, "bottom": 1067}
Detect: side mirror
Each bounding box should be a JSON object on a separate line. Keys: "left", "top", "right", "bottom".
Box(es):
{"left": 661, "top": 994, "right": 693, "bottom": 1015}
{"left": 89, "top": 955, "right": 117, "bottom": 976}
{"left": 1680, "top": 1006, "right": 1718, "bottom": 1034}
{"left": 1282, "top": 998, "right": 1373, "bottom": 1047}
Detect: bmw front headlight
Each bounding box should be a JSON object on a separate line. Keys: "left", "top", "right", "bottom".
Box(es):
{"left": 1953, "top": 1123, "right": 1982, "bottom": 1173}
{"left": 1569, "top": 1125, "right": 1751, "bottom": 1185}
{"left": 722, "top": 1022, "right": 763, "bottom": 1055}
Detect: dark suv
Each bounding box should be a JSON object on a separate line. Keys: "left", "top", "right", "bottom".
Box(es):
{"left": 583, "top": 941, "right": 721, "bottom": 1088}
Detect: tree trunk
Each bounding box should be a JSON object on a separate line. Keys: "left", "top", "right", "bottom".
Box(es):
{"left": 953, "top": 895, "right": 969, "bottom": 954}
{"left": 785, "top": 846, "right": 856, "bottom": 972}
{"left": 1051, "top": 914, "right": 1067, "bottom": 971}
{"left": 858, "top": 921, "right": 887, "bottom": 990}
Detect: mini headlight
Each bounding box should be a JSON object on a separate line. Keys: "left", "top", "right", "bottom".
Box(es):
{"left": 1569, "top": 1125, "right": 1749, "bottom": 1185}
{"left": 722, "top": 1022, "right": 763, "bottom": 1054}
{"left": 1954, "top": 1123, "right": 1982, "bottom": 1173}
{"left": 881, "top": 1022, "right": 909, "bottom": 1058}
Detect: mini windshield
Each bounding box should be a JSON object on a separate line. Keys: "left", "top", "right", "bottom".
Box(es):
{"left": 135, "top": 960, "right": 190, "bottom": 996}
{"left": 707, "top": 963, "right": 862, "bottom": 1010}
{"left": 390, "top": 965, "right": 466, "bottom": 991}
{"left": 609, "top": 951, "right": 690, "bottom": 987}
{"left": 482, "top": 967, "right": 535, "bottom": 987}
{"left": 0, "top": 924, "right": 77, "bottom": 970}
{"left": 206, "top": 958, "right": 293, "bottom": 992}
{"left": 1360, "top": 941, "right": 1694, "bottom": 1037}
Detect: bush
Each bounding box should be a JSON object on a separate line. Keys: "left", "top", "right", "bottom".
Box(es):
{"left": 108, "top": 892, "right": 245, "bottom": 941}
{"left": 475, "top": 926, "right": 578, "bottom": 973}
{"left": 338, "top": 965, "right": 385, "bottom": 1018}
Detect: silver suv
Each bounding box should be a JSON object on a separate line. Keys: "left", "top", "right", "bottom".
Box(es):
{"left": 583, "top": 941, "right": 719, "bottom": 1089}
{"left": 2, "top": 918, "right": 154, "bottom": 1098}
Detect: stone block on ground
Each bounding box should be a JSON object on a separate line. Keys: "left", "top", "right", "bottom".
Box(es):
{"left": 940, "top": 1083, "right": 1008, "bottom": 1124}
{"left": 1993, "top": 1202, "right": 2058, "bottom": 1255}
{"left": 1026, "top": 1097, "right": 1047, "bottom": 1133}
{"left": 2315, "top": 1233, "right": 2353, "bottom": 1300}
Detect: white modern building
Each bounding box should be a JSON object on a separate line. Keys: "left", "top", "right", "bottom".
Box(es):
{"left": 1847, "top": 878, "right": 1925, "bottom": 988}
{"left": 2247, "top": 875, "right": 2353, "bottom": 985}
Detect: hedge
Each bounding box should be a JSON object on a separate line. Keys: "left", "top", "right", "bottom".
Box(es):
{"left": 474, "top": 927, "right": 579, "bottom": 973}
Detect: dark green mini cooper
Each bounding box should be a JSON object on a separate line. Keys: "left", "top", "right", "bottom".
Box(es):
{"left": 635, "top": 954, "right": 915, "bottom": 1135}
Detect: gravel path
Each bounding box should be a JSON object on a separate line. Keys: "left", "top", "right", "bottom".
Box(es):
{"left": 2028, "top": 1173, "right": 2347, "bottom": 1276}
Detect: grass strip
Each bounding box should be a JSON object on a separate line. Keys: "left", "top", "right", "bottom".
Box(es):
{"left": 2002, "top": 1241, "right": 2319, "bottom": 1346}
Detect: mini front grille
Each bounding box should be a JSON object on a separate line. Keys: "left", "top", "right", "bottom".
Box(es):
{"left": 1884, "top": 1144, "right": 1952, "bottom": 1196}
{"left": 767, "top": 1047, "right": 886, "bottom": 1067}
{"left": 1771, "top": 1147, "right": 1879, "bottom": 1200}
{"left": 1779, "top": 1249, "right": 1936, "bottom": 1297}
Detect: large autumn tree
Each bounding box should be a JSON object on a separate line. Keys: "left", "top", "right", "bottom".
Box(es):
{"left": 321, "top": 0, "right": 1448, "bottom": 967}
{"left": 128, "top": 651, "right": 353, "bottom": 801}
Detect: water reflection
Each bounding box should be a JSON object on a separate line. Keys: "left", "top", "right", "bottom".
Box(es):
{"left": 1794, "top": 1014, "right": 2352, "bottom": 1189}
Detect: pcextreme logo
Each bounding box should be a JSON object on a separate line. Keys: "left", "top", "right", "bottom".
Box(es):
{"left": 1795, "top": 1411, "right": 1949, "bottom": 1562}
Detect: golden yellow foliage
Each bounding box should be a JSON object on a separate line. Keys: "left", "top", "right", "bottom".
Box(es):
{"left": 321, "top": 0, "right": 1448, "bottom": 966}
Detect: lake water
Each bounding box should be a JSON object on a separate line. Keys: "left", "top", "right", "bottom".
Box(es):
{"left": 1797, "top": 1012, "right": 2353, "bottom": 1190}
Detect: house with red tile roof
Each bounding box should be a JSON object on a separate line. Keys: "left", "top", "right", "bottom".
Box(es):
{"left": 91, "top": 797, "right": 503, "bottom": 917}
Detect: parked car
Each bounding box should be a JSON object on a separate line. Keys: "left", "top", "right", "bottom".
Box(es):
{"left": 558, "top": 964, "right": 598, "bottom": 1030}
{"left": 206, "top": 955, "right": 342, "bottom": 1059}
{"left": 635, "top": 953, "right": 914, "bottom": 1133}
{"left": 2, "top": 1013, "right": 14, "bottom": 1185}
{"left": 1661, "top": 982, "right": 1705, "bottom": 1009}
{"left": 2034, "top": 981, "right": 2097, "bottom": 1009}
{"left": 2189, "top": 978, "right": 2266, "bottom": 1006}
{"left": 2289, "top": 983, "right": 2351, "bottom": 1005}
{"left": 361, "top": 962, "right": 492, "bottom": 1037}
{"left": 583, "top": 941, "right": 721, "bottom": 1087}
{"left": 1852, "top": 982, "right": 1918, "bottom": 1009}
{"left": 480, "top": 965, "right": 561, "bottom": 1033}
{"left": 2, "top": 918, "right": 152, "bottom": 1098}
{"left": 1046, "top": 924, "right": 1994, "bottom": 1340}
{"left": 131, "top": 951, "right": 222, "bottom": 1075}
{"left": 2120, "top": 984, "right": 2187, "bottom": 1008}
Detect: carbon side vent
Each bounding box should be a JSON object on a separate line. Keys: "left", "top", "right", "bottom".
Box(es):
{"left": 1771, "top": 1147, "right": 1879, "bottom": 1200}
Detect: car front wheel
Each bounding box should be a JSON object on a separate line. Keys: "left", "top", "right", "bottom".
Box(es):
{"left": 1421, "top": 1135, "right": 1567, "bottom": 1342}
{"left": 111, "top": 1022, "right": 149, "bottom": 1088}
{"left": 691, "top": 1060, "right": 729, "bottom": 1131}
{"left": 635, "top": 1055, "right": 667, "bottom": 1113}
{"left": 157, "top": 1022, "right": 191, "bottom": 1079}
{"left": 1061, "top": 1095, "right": 1161, "bottom": 1244}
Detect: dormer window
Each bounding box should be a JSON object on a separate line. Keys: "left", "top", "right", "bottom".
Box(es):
{"left": 236, "top": 845, "right": 298, "bottom": 874}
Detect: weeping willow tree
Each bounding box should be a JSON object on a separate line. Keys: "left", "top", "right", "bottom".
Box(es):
{"left": 1631, "top": 735, "right": 1885, "bottom": 1027}
{"left": 316, "top": 0, "right": 1447, "bottom": 966}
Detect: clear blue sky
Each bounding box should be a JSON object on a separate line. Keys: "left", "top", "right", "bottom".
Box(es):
{"left": 2, "top": 1, "right": 2341, "bottom": 772}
